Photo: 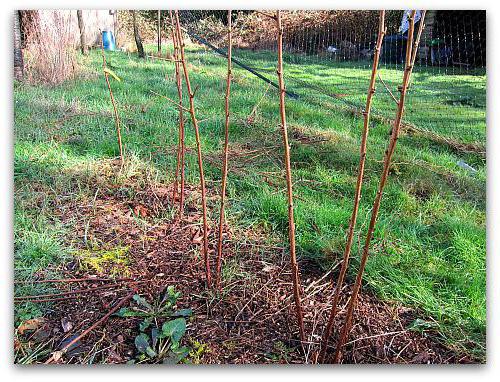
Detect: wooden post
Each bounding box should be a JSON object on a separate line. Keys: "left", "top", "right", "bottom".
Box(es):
{"left": 276, "top": 10, "right": 306, "bottom": 343}
{"left": 174, "top": 11, "right": 211, "bottom": 287}
{"left": 333, "top": 10, "right": 419, "bottom": 364}
{"left": 318, "top": 10, "right": 386, "bottom": 363}
{"left": 169, "top": 11, "right": 186, "bottom": 218}
{"left": 100, "top": 35, "right": 124, "bottom": 164}
{"left": 215, "top": 10, "right": 233, "bottom": 289}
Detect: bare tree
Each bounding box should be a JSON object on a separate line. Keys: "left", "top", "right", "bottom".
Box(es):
{"left": 131, "top": 10, "right": 145, "bottom": 59}
{"left": 76, "top": 10, "right": 87, "bottom": 55}
{"left": 14, "top": 11, "right": 24, "bottom": 81}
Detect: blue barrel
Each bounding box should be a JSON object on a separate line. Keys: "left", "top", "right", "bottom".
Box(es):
{"left": 102, "top": 30, "right": 116, "bottom": 51}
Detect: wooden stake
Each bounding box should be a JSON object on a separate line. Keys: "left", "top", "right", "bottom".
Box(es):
{"left": 215, "top": 10, "right": 233, "bottom": 289}
{"left": 276, "top": 10, "right": 306, "bottom": 343}
{"left": 333, "top": 10, "right": 419, "bottom": 364}
{"left": 100, "top": 35, "right": 124, "bottom": 165}
{"left": 174, "top": 11, "right": 211, "bottom": 287}
{"left": 318, "top": 10, "right": 386, "bottom": 364}
{"left": 169, "top": 11, "right": 186, "bottom": 218}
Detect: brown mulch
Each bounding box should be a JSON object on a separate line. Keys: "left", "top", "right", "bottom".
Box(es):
{"left": 20, "top": 175, "right": 472, "bottom": 364}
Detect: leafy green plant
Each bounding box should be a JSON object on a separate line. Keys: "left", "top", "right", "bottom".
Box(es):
{"left": 264, "top": 341, "right": 294, "bottom": 363}
{"left": 115, "top": 286, "right": 193, "bottom": 364}
{"left": 189, "top": 339, "right": 210, "bottom": 364}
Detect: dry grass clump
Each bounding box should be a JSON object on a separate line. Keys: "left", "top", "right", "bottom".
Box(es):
{"left": 23, "top": 11, "right": 79, "bottom": 85}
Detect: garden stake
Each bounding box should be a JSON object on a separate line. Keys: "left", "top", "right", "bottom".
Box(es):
{"left": 174, "top": 11, "right": 211, "bottom": 287}
{"left": 318, "top": 10, "right": 386, "bottom": 364}
{"left": 215, "top": 10, "right": 233, "bottom": 289}
{"left": 276, "top": 10, "right": 306, "bottom": 344}
{"left": 333, "top": 11, "right": 419, "bottom": 364}
{"left": 169, "top": 10, "right": 186, "bottom": 218}
{"left": 100, "top": 36, "right": 124, "bottom": 165}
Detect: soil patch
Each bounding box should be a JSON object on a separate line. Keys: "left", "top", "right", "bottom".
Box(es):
{"left": 21, "top": 177, "right": 471, "bottom": 364}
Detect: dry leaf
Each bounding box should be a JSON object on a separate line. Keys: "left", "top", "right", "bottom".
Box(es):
{"left": 17, "top": 318, "right": 45, "bottom": 335}
{"left": 61, "top": 317, "right": 73, "bottom": 333}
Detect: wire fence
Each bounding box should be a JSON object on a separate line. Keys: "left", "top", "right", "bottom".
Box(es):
{"left": 174, "top": 10, "right": 486, "bottom": 150}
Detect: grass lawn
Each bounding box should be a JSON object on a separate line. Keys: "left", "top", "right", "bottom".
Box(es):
{"left": 14, "top": 44, "right": 486, "bottom": 360}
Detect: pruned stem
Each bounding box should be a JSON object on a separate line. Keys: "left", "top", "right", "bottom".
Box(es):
{"left": 408, "top": 10, "right": 427, "bottom": 86}
{"left": 174, "top": 11, "right": 211, "bottom": 287}
{"left": 14, "top": 282, "right": 131, "bottom": 301}
{"left": 150, "top": 90, "right": 190, "bottom": 113}
{"left": 333, "top": 10, "right": 420, "bottom": 364}
{"left": 169, "top": 10, "right": 186, "bottom": 218}
{"left": 44, "top": 288, "right": 136, "bottom": 364}
{"left": 215, "top": 10, "right": 233, "bottom": 289}
{"left": 100, "top": 36, "right": 124, "bottom": 165}
{"left": 318, "top": 10, "right": 386, "bottom": 364}
{"left": 276, "top": 10, "right": 306, "bottom": 343}
{"left": 377, "top": 72, "right": 399, "bottom": 105}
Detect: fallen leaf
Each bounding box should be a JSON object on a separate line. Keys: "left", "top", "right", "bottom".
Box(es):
{"left": 192, "top": 229, "right": 203, "bottom": 244}
{"left": 18, "top": 318, "right": 45, "bottom": 335}
{"left": 133, "top": 204, "right": 148, "bottom": 217}
{"left": 411, "top": 350, "right": 430, "bottom": 363}
{"left": 107, "top": 349, "right": 123, "bottom": 363}
{"left": 52, "top": 351, "right": 64, "bottom": 362}
{"left": 61, "top": 318, "right": 73, "bottom": 333}
{"left": 32, "top": 326, "right": 52, "bottom": 342}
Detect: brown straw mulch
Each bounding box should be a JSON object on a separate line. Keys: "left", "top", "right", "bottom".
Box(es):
{"left": 19, "top": 171, "right": 470, "bottom": 364}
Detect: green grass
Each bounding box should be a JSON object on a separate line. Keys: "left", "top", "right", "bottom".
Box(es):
{"left": 14, "top": 44, "right": 486, "bottom": 360}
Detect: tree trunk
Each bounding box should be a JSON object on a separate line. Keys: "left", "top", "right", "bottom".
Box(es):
{"left": 157, "top": 10, "right": 161, "bottom": 54}
{"left": 76, "top": 10, "right": 87, "bottom": 55}
{"left": 14, "top": 11, "right": 24, "bottom": 81}
{"left": 131, "top": 11, "right": 145, "bottom": 58}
